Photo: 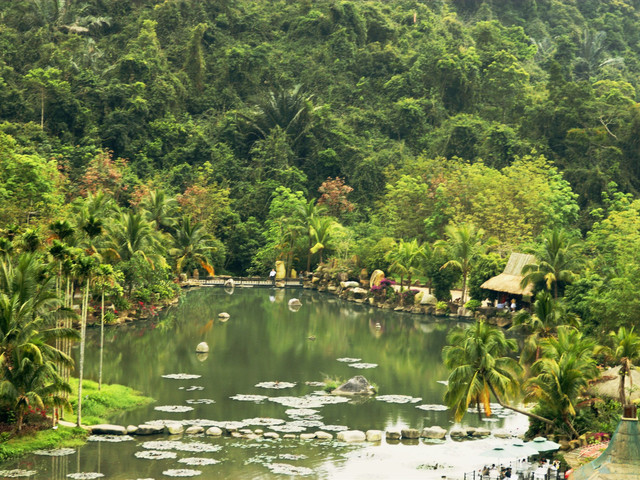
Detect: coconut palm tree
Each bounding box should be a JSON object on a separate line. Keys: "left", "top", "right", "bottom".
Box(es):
{"left": 526, "top": 327, "right": 600, "bottom": 438}
{"left": 511, "top": 292, "right": 579, "bottom": 362}
{"left": 94, "top": 264, "right": 118, "bottom": 391}
{"left": 170, "top": 216, "right": 216, "bottom": 276}
{"left": 309, "top": 216, "right": 336, "bottom": 264}
{"left": 294, "top": 199, "right": 327, "bottom": 272}
{"left": 443, "top": 320, "right": 554, "bottom": 426}
{"left": 104, "top": 211, "right": 166, "bottom": 269}
{"left": 436, "top": 224, "right": 495, "bottom": 303}
{"left": 520, "top": 229, "right": 581, "bottom": 299}
{"left": 608, "top": 326, "right": 640, "bottom": 406}
{"left": 385, "top": 239, "right": 426, "bottom": 290}
{"left": 140, "top": 190, "right": 179, "bottom": 232}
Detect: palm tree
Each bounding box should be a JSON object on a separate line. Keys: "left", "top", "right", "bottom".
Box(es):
{"left": 511, "top": 292, "right": 579, "bottom": 362}
{"left": 436, "top": 224, "right": 495, "bottom": 303}
{"left": 294, "top": 199, "right": 326, "bottom": 272}
{"left": 608, "top": 326, "right": 640, "bottom": 406}
{"left": 443, "top": 320, "right": 554, "bottom": 426}
{"left": 170, "top": 216, "right": 216, "bottom": 276}
{"left": 526, "top": 327, "right": 600, "bottom": 438}
{"left": 140, "top": 190, "right": 179, "bottom": 232}
{"left": 309, "top": 216, "right": 336, "bottom": 264}
{"left": 520, "top": 229, "right": 581, "bottom": 299}
{"left": 94, "top": 264, "right": 117, "bottom": 391}
{"left": 385, "top": 239, "right": 426, "bottom": 290}
{"left": 0, "top": 254, "right": 77, "bottom": 430}
{"left": 104, "top": 211, "right": 166, "bottom": 269}
{"left": 72, "top": 253, "right": 97, "bottom": 426}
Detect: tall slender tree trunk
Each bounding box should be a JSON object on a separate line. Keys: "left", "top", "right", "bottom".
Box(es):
{"left": 307, "top": 236, "right": 312, "bottom": 272}
{"left": 77, "top": 280, "right": 89, "bottom": 427}
{"left": 488, "top": 383, "right": 554, "bottom": 426}
{"left": 99, "top": 289, "right": 105, "bottom": 391}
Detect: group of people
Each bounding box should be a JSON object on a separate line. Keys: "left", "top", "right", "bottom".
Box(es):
{"left": 480, "top": 464, "right": 512, "bottom": 479}
{"left": 495, "top": 298, "right": 517, "bottom": 312}
{"left": 479, "top": 459, "right": 561, "bottom": 480}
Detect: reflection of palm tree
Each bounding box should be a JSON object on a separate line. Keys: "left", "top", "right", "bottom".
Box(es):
{"left": 94, "top": 264, "right": 117, "bottom": 390}
{"left": 443, "top": 320, "right": 553, "bottom": 426}
{"left": 520, "top": 229, "right": 580, "bottom": 299}
{"left": 526, "top": 327, "right": 600, "bottom": 438}
{"left": 608, "top": 326, "right": 640, "bottom": 406}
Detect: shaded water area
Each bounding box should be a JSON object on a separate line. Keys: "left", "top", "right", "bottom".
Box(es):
{"left": 1, "top": 288, "right": 527, "bottom": 479}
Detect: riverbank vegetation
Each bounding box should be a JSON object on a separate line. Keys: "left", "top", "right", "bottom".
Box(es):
{"left": 3, "top": 0, "right": 640, "bottom": 441}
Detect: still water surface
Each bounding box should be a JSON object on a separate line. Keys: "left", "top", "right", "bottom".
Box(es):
{"left": 1, "top": 288, "right": 527, "bottom": 479}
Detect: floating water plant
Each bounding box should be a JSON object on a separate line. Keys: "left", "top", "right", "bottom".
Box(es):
{"left": 155, "top": 405, "right": 195, "bottom": 413}
{"left": 162, "top": 469, "right": 202, "bottom": 477}
{"left": 336, "top": 358, "right": 361, "bottom": 363}
{"left": 255, "top": 381, "right": 296, "bottom": 389}
{"left": 135, "top": 450, "right": 178, "bottom": 460}
{"left": 178, "top": 458, "right": 220, "bottom": 466}
{"left": 278, "top": 454, "right": 308, "bottom": 460}
{"left": 141, "top": 441, "right": 222, "bottom": 453}
{"left": 162, "top": 374, "right": 202, "bottom": 380}
{"left": 179, "top": 386, "right": 204, "bottom": 391}
{"left": 321, "top": 425, "right": 349, "bottom": 431}
{"left": 376, "top": 395, "right": 422, "bottom": 404}
{"left": 229, "top": 394, "right": 268, "bottom": 403}
{"left": 304, "top": 381, "right": 326, "bottom": 387}
{"left": 33, "top": 448, "right": 76, "bottom": 456}
{"left": 185, "top": 399, "right": 215, "bottom": 405}
{"left": 87, "top": 435, "right": 135, "bottom": 442}
{"left": 285, "top": 408, "right": 320, "bottom": 417}
{"left": 242, "top": 417, "right": 286, "bottom": 426}
{"left": 66, "top": 474, "right": 104, "bottom": 480}
{"left": 265, "top": 463, "right": 314, "bottom": 476}
{"left": 288, "top": 419, "right": 324, "bottom": 428}
{"left": 348, "top": 363, "right": 378, "bottom": 369}
{"left": 269, "top": 424, "right": 307, "bottom": 433}
{"left": 0, "top": 470, "right": 37, "bottom": 478}
{"left": 415, "top": 404, "right": 448, "bottom": 411}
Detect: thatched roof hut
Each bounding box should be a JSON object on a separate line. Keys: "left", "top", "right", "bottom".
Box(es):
{"left": 569, "top": 411, "right": 640, "bottom": 479}
{"left": 480, "top": 253, "right": 535, "bottom": 296}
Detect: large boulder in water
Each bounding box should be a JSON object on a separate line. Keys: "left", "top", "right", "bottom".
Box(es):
{"left": 332, "top": 375, "right": 376, "bottom": 396}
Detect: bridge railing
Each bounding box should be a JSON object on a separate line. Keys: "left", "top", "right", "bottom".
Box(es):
{"left": 190, "top": 277, "right": 304, "bottom": 287}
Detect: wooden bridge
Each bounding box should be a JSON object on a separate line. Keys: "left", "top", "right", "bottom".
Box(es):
{"left": 186, "top": 277, "right": 304, "bottom": 288}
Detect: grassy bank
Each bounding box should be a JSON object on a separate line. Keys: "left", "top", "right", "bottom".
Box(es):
{"left": 0, "top": 379, "right": 154, "bottom": 462}
{"left": 64, "top": 378, "right": 155, "bottom": 425}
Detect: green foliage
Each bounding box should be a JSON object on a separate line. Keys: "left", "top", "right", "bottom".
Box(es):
{"left": 0, "top": 426, "right": 87, "bottom": 463}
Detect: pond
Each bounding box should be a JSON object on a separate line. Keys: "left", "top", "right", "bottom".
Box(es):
{"left": 0, "top": 287, "right": 528, "bottom": 480}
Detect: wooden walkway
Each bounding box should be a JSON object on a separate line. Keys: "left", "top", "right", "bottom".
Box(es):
{"left": 189, "top": 277, "right": 304, "bottom": 288}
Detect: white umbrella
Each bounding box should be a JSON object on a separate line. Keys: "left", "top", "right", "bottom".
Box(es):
{"left": 525, "top": 436, "right": 561, "bottom": 452}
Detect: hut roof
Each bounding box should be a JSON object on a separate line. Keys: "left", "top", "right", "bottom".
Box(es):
{"left": 480, "top": 253, "right": 535, "bottom": 296}
{"left": 569, "top": 418, "right": 640, "bottom": 479}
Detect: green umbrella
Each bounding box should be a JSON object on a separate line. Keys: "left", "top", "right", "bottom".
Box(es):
{"left": 479, "top": 446, "right": 518, "bottom": 460}
{"left": 525, "top": 436, "right": 561, "bottom": 452}
{"left": 511, "top": 441, "right": 539, "bottom": 457}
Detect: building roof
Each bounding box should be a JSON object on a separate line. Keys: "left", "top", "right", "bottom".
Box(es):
{"left": 569, "top": 418, "right": 640, "bottom": 479}
{"left": 480, "top": 253, "right": 535, "bottom": 296}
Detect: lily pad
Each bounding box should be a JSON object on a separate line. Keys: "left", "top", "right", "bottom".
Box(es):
{"left": 415, "top": 404, "right": 449, "bottom": 411}
{"left": 242, "top": 417, "right": 286, "bottom": 426}
{"left": 376, "top": 395, "right": 422, "bottom": 404}
{"left": 141, "top": 441, "right": 222, "bottom": 453}
{"left": 285, "top": 409, "right": 320, "bottom": 418}
{"left": 88, "top": 435, "right": 135, "bottom": 442}
{"left": 162, "top": 374, "right": 202, "bottom": 380}
{"left": 269, "top": 394, "right": 350, "bottom": 409}
{"left": 155, "top": 405, "right": 194, "bottom": 413}
{"left": 348, "top": 363, "right": 378, "bottom": 369}
{"left": 162, "top": 469, "right": 202, "bottom": 477}
{"left": 265, "top": 463, "right": 314, "bottom": 476}
{"left": 135, "top": 450, "right": 178, "bottom": 460}
{"left": 177, "top": 458, "right": 220, "bottom": 466}
{"left": 0, "top": 470, "right": 37, "bottom": 478}
{"left": 179, "top": 386, "right": 204, "bottom": 391}
{"left": 67, "top": 474, "right": 104, "bottom": 480}
{"left": 288, "top": 419, "right": 324, "bottom": 428}
{"left": 254, "top": 381, "right": 296, "bottom": 389}
{"left": 269, "top": 424, "right": 307, "bottom": 433}
{"left": 229, "top": 394, "right": 268, "bottom": 403}
{"left": 337, "top": 358, "right": 361, "bottom": 363}
{"left": 34, "top": 448, "right": 76, "bottom": 456}
{"left": 321, "top": 425, "right": 349, "bottom": 432}
{"left": 304, "top": 381, "right": 326, "bottom": 387}
{"left": 185, "top": 399, "right": 215, "bottom": 405}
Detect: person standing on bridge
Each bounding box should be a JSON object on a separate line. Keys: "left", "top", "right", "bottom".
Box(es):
{"left": 269, "top": 268, "right": 277, "bottom": 286}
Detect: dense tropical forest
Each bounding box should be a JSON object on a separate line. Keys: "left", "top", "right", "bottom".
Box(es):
{"left": 3, "top": 0, "right": 640, "bottom": 442}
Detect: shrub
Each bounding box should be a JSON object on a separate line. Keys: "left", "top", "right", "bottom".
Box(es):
{"left": 464, "top": 299, "right": 482, "bottom": 311}
{"left": 436, "top": 301, "right": 450, "bottom": 313}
